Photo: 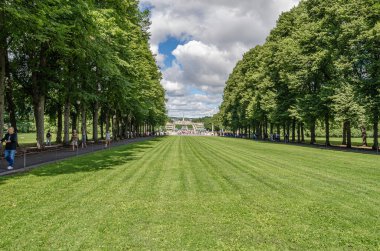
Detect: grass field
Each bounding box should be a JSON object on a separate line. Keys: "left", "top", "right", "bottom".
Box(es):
{"left": 15, "top": 132, "right": 379, "bottom": 148}
{"left": 308, "top": 137, "right": 375, "bottom": 147}
{"left": 0, "top": 136, "right": 379, "bottom": 249}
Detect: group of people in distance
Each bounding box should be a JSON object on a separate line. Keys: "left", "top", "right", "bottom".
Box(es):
{"left": 270, "top": 133, "right": 289, "bottom": 143}
{"left": 70, "top": 129, "right": 111, "bottom": 151}
{"left": 1, "top": 126, "right": 113, "bottom": 171}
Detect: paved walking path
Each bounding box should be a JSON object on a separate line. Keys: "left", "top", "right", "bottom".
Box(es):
{"left": 0, "top": 137, "right": 154, "bottom": 176}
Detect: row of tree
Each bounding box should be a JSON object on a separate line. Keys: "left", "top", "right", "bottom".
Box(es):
{"left": 0, "top": 0, "right": 167, "bottom": 146}
{"left": 219, "top": 0, "right": 379, "bottom": 149}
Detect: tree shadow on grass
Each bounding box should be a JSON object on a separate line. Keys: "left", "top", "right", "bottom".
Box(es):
{"left": 255, "top": 139, "right": 380, "bottom": 156}
{"left": 0, "top": 137, "right": 165, "bottom": 184}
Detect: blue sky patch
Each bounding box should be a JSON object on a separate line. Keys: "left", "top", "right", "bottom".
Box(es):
{"left": 158, "top": 36, "right": 185, "bottom": 68}
{"left": 191, "top": 89, "right": 207, "bottom": 95}
{"left": 139, "top": 2, "right": 154, "bottom": 12}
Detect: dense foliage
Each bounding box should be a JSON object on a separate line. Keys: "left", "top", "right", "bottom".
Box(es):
{"left": 0, "top": 0, "right": 167, "bottom": 145}
{"left": 219, "top": 0, "right": 380, "bottom": 149}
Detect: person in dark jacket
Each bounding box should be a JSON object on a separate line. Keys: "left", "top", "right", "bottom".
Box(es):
{"left": 46, "top": 130, "right": 52, "bottom": 146}
{"left": 1, "top": 127, "right": 18, "bottom": 170}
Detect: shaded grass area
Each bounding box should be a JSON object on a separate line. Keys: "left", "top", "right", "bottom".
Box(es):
{"left": 0, "top": 136, "right": 379, "bottom": 250}
{"left": 16, "top": 132, "right": 102, "bottom": 147}
{"left": 309, "top": 136, "right": 374, "bottom": 147}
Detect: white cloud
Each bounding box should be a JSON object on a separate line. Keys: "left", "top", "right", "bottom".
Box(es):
{"left": 162, "top": 80, "right": 186, "bottom": 97}
{"left": 173, "top": 41, "right": 236, "bottom": 90}
{"left": 142, "top": 0, "right": 300, "bottom": 117}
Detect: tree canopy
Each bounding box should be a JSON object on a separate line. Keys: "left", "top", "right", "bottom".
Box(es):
{"left": 219, "top": 0, "right": 380, "bottom": 149}
{"left": 0, "top": 0, "right": 167, "bottom": 145}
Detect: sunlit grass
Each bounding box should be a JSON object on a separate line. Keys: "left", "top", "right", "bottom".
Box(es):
{"left": 0, "top": 136, "right": 379, "bottom": 249}
{"left": 17, "top": 133, "right": 38, "bottom": 145}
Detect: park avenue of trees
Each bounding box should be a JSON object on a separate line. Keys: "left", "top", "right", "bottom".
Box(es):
{"left": 219, "top": 0, "right": 380, "bottom": 149}
{"left": 0, "top": 0, "right": 167, "bottom": 146}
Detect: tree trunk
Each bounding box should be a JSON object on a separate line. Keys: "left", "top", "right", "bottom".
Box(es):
{"left": 5, "top": 51, "right": 17, "bottom": 131}
{"left": 81, "top": 104, "right": 86, "bottom": 142}
{"left": 292, "top": 118, "right": 296, "bottom": 142}
{"left": 373, "top": 112, "right": 379, "bottom": 150}
{"left": 301, "top": 123, "right": 305, "bottom": 142}
{"left": 297, "top": 122, "right": 301, "bottom": 143}
{"left": 346, "top": 120, "right": 352, "bottom": 148}
{"left": 0, "top": 6, "right": 6, "bottom": 139}
{"left": 310, "top": 120, "right": 316, "bottom": 144}
{"left": 100, "top": 112, "right": 104, "bottom": 139}
{"left": 122, "top": 117, "right": 127, "bottom": 138}
{"left": 33, "top": 95, "right": 45, "bottom": 147}
{"left": 0, "top": 39, "right": 4, "bottom": 140}
{"left": 325, "top": 113, "right": 330, "bottom": 146}
{"left": 264, "top": 121, "right": 268, "bottom": 139}
{"left": 64, "top": 99, "right": 71, "bottom": 145}
{"left": 71, "top": 111, "right": 77, "bottom": 132}
{"left": 130, "top": 118, "right": 133, "bottom": 138}
{"left": 256, "top": 123, "right": 260, "bottom": 139}
{"left": 361, "top": 126, "right": 367, "bottom": 146}
{"left": 92, "top": 101, "right": 99, "bottom": 142}
{"left": 342, "top": 122, "right": 347, "bottom": 145}
{"left": 56, "top": 104, "right": 62, "bottom": 143}
{"left": 105, "top": 112, "right": 110, "bottom": 133}
{"left": 286, "top": 122, "right": 290, "bottom": 141}
{"left": 116, "top": 114, "right": 121, "bottom": 138}
{"left": 112, "top": 113, "right": 117, "bottom": 141}
{"left": 32, "top": 43, "right": 49, "bottom": 147}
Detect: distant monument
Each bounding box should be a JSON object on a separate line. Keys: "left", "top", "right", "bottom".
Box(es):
{"left": 181, "top": 114, "right": 188, "bottom": 131}
{"left": 165, "top": 116, "right": 206, "bottom": 135}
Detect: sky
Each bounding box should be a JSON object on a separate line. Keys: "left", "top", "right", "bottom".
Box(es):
{"left": 140, "top": 0, "right": 300, "bottom": 118}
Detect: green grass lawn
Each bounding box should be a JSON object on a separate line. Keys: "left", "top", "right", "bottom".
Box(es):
{"left": 307, "top": 136, "right": 375, "bottom": 147}
{"left": 15, "top": 132, "right": 378, "bottom": 148}
{"left": 17, "top": 133, "right": 38, "bottom": 145}
{"left": 0, "top": 136, "right": 379, "bottom": 249}
{"left": 16, "top": 132, "right": 102, "bottom": 146}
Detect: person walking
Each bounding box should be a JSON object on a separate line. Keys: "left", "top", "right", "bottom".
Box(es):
{"left": 105, "top": 131, "right": 111, "bottom": 148}
{"left": 81, "top": 130, "right": 87, "bottom": 148}
{"left": 1, "top": 127, "right": 18, "bottom": 170}
{"left": 71, "top": 129, "right": 79, "bottom": 151}
{"left": 46, "top": 130, "right": 52, "bottom": 146}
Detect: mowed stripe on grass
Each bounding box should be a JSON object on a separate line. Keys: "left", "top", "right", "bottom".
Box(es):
{"left": 0, "top": 136, "right": 379, "bottom": 250}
